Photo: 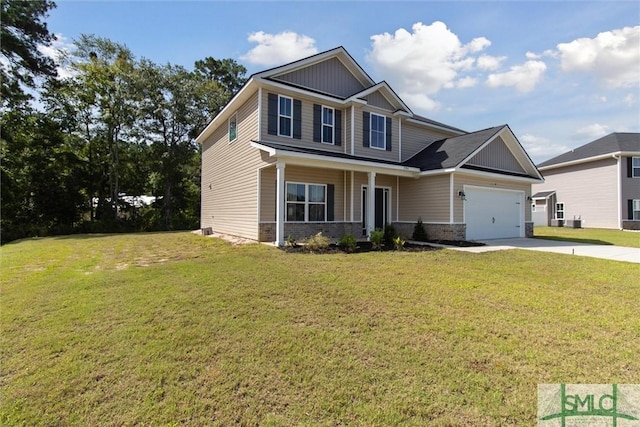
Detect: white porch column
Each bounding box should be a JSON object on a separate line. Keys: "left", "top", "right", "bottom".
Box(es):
{"left": 367, "top": 171, "right": 376, "bottom": 239}
{"left": 275, "top": 161, "right": 286, "bottom": 246}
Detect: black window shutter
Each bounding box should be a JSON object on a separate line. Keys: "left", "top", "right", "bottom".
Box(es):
{"left": 335, "top": 110, "right": 342, "bottom": 146}
{"left": 363, "top": 112, "right": 370, "bottom": 147}
{"left": 313, "top": 104, "right": 321, "bottom": 142}
{"left": 385, "top": 117, "right": 392, "bottom": 151}
{"left": 628, "top": 157, "right": 633, "bottom": 177}
{"left": 327, "top": 184, "right": 335, "bottom": 221}
{"left": 267, "top": 93, "right": 278, "bottom": 136}
{"left": 629, "top": 199, "right": 634, "bottom": 220}
{"left": 293, "top": 99, "right": 302, "bottom": 139}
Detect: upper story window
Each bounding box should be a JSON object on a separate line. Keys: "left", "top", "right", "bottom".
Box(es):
{"left": 633, "top": 157, "right": 640, "bottom": 178}
{"left": 322, "top": 106, "right": 334, "bottom": 144}
{"left": 370, "top": 113, "right": 386, "bottom": 150}
{"left": 555, "top": 202, "right": 565, "bottom": 220}
{"left": 633, "top": 200, "right": 640, "bottom": 220}
{"left": 228, "top": 113, "right": 237, "bottom": 143}
{"left": 278, "top": 95, "right": 293, "bottom": 137}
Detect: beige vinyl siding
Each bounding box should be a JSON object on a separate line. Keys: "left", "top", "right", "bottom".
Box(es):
{"left": 398, "top": 174, "right": 451, "bottom": 223}
{"left": 534, "top": 158, "right": 618, "bottom": 228}
{"left": 453, "top": 173, "right": 532, "bottom": 223}
{"left": 467, "top": 136, "right": 526, "bottom": 173}
{"left": 260, "top": 90, "right": 347, "bottom": 154}
{"left": 401, "top": 123, "right": 451, "bottom": 162}
{"left": 621, "top": 156, "right": 640, "bottom": 221}
{"left": 271, "top": 57, "right": 365, "bottom": 98}
{"left": 349, "top": 172, "right": 399, "bottom": 222}
{"left": 363, "top": 91, "right": 394, "bottom": 110}
{"left": 201, "top": 92, "right": 265, "bottom": 239}
{"left": 260, "top": 165, "right": 346, "bottom": 222}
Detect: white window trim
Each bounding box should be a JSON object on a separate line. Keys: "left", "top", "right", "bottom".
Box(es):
{"left": 370, "top": 113, "right": 386, "bottom": 150}
{"left": 632, "top": 157, "right": 640, "bottom": 178}
{"left": 285, "top": 182, "right": 327, "bottom": 222}
{"left": 555, "top": 202, "right": 565, "bottom": 220}
{"left": 278, "top": 95, "right": 293, "bottom": 138}
{"left": 633, "top": 199, "right": 640, "bottom": 220}
{"left": 321, "top": 106, "right": 334, "bottom": 145}
{"left": 228, "top": 112, "right": 237, "bottom": 143}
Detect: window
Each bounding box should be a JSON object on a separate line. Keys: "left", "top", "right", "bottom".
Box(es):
{"left": 633, "top": 157, "right": 640, "bottom": 178}
{"left": 228, "top": 113, "right": 237, "bottom": 143}
{"left": 322, "top": 106, "right": 334, "bottom": 144}
{"left": 286, "top": 183, "right": 326, "bottom": 222}
{"left": 634, "top": 200, "right": 640, "bottom": 220}
{"left": 370, "top": 113, "right": 386, "bottom": 150}
{"left": 556, "top": 203, "right": 565, "bottom": 220}
{"left": 278, "top": 95, "right": 292, "bottom": 137}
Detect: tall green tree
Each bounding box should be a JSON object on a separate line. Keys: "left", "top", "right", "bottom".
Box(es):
{"left": 0, "top": 0, "right": 57, "bottom": 107}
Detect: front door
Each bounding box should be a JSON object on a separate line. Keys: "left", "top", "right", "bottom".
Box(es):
{"left": 362, "top": 187, "right": 389, "bottom": 235}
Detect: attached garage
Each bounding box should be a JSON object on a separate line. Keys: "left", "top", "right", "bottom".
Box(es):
{"left": 464, "top": 186, "right": 525, "bottom": 240}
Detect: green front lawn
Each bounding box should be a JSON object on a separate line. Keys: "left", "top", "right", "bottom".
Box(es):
{"left": 534, "top": 226, "right": 640, "bottom": 248}
{"left": 2, "top": 232, "right": 639, "bottom": 426}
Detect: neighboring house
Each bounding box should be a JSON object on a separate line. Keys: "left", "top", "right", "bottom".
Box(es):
{"left": 532, "top": 132, "right": 640, "bottom": 230}
{"left": 197, "top": 47, "right": 543, "bottom": 245}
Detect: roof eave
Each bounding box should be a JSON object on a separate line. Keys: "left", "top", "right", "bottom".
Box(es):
{"left": 538, "top": 151, "right": 640, "bottom": 170}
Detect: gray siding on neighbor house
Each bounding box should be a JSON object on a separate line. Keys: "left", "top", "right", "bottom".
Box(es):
{"left": 272, "top": 57, "right": 366, "bottom": 98}
{"left": 452, "top": 174, "right": 532, "bottom": 223}
{"left": 467, "top": 136, "right": 526, "bottom": 174}
{"left": 620, "top": 156, "right": 640, "bottom": 220}
{"left": 533, "top": 157, "right": 618, "bottom": 228}
{"left": 201, "top": 92, "right": 264, "bottom": 239}
{"left": 398, "top": 174, "right": 451, "bottom": 223}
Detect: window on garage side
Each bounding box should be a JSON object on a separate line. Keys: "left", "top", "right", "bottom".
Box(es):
{"left": 555, "top": 203, "right": 565, "bottom": 220}
{"left": 228, "top": 113, "right": 237, "bottom": 143}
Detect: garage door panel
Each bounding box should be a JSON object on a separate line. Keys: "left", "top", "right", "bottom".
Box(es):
{"left": 465, "top": 187, "right": 523, "bottom": 240}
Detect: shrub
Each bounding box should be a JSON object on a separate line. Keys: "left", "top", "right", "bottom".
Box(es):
{"left": 305, "top": 232, "right": 330, "bottom": 252}
{"left": 370, "top": 228, "right": 384, "bottom": 250}
{"left": 393, "top": 236, "right": 405, "bottom": 251}
{"left": 338, "top": 234, "right": 357, "bottom": 253}
{"left": 285, "top": 235, "right": 297, "bottom": 248}
{"left": 383, "top": 223, "right": 396, "bottom": 246}
{"left": 412, "top": 218, "right": 428, "bottom": 242}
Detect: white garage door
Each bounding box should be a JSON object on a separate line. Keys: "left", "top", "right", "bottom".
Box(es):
{"left": 464, "top": 186, "right": 524, "bottom": 240}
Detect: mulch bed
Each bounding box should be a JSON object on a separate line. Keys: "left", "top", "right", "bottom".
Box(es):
{"left": 282, "top": 239, "right": 485, "bottom": 254}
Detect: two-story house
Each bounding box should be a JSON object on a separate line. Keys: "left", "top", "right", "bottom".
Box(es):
{"left": 197, "top": 47, "right": 543, "bottom": 245}
{"left": 532, "top": 132, "right": 640, "bottom": 229}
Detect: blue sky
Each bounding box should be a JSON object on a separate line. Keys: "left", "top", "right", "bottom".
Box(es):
{"left": 46, "top": 1, "right": 639, "bottom": 163}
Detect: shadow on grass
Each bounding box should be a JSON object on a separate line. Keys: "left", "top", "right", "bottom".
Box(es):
{"left": 532, "top": 236, "right": 614, "bottom": 246}
{"left": 4, "top": 231, "right": 190, "bottom": 245}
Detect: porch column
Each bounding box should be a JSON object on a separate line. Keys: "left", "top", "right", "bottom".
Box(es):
{"left": 276, "top": 161, "right": 286, "bottom": 246}
{"left": 367, "top": 171, "right": 376, "bottom": 239}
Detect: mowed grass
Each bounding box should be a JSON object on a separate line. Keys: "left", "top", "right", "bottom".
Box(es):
{"left": 1, "top": 232, "right": 639, "bottom": 426}
{"left": 534, "top": 226, "right": 640, "bottom": 248}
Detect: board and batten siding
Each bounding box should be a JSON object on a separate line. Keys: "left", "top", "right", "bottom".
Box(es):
{"left": 534, "top": 158, "right": 618, "bottom": 228}
{"left": 467, "top": 136, "right": 526, "bottom": 174}
{"left": 201, "top": 92, "right": 265, "bottom": 239}
{"left": 398, "top": 174, "right": 451, "bottom": 223}
{"left": 453, "top": 174, "right": 532, "bottom": 223}
{"left": 362, "top": 92, "right": 394, "bottom": 111}
{"left": 260, "top": 165, "right": 346, "bottom": 222}
{"left": 271, "top": 57, "right": 366, "bottom": 99}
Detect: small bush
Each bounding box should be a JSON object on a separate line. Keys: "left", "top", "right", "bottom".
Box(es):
{"left": 412, "top": 218, "right": 428, "bottom": 242}
{"left": 338, "top": 234, "right": 357, "bottom": 253}
{"left": 285, "top": 235, "right": 297, "bottom": 248}
{"left": 393, "top": 236, "right": 405, "bottom": 251}
{"left": 383, "top": 223, "right": 396, "bottom": 245}
{"left": 370, "top": 229, "right": 384, "bottom": 250}
{"left": 305, "top": 232, "right": 330, "bottom": 252}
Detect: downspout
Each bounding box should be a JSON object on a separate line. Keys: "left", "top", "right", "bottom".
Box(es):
{"left": 257, "top": 87, "right": 262, "bottom": 141}
{"left": 398, "top": 117, "right": 402, "bottom": 162}
{"left": 449, "top": 173, "right": 454, "bottom": 223}
{"left": 614, "top": 154, "right": 621, "bottom": 229}
{"left": 350, "top": 104, "right": 355, "bottom": 156}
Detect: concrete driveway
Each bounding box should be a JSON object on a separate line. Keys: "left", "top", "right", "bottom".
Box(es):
{"left": 473, "top": 237, "right": 640, "bottom": 263}
{"left": 430, "top": 237, "right": 639, "bottom": 263}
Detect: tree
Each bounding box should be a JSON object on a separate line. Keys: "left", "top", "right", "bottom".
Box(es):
{"left": 0, "top": 0, "right": 57, "bottom": 108}
{"left": 194, "top": 57, "right": 247, "bottom": 97}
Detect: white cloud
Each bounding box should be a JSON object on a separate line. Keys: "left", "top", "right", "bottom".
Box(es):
{"left": 367, "top": 21, "right": 493, "bottom": 112}
{"left": 520, "top": 133, "right": 570, "bottom": 161}
{"left": 556, "top": 25, "right": 640, "bottom": 88}
{"left": 525, "top": 51, "right": 541, "bottom": 60}
{"left": 456, "top": 76, "right": 477, "bottom": 88}
{"left": 485, "top": 60, "right": 547, "bottom": 93}
{"left": 575, "top": 123, "right": 610, "bottom": 139}
{"left": 37, "top": 33, "right": 75, "bottom": 79}
{"left": 477, "top": 54, "right": 506, "bottom": 71}
{"left": 241, "top": 31, "right": 318, "bottom": 66}
{"left": 623, "top": 93, "right": 636, "bottom": 107}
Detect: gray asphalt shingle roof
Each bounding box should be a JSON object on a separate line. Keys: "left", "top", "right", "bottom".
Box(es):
{"left": 537, "top": 132, "right": 640, "bottom": 168}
